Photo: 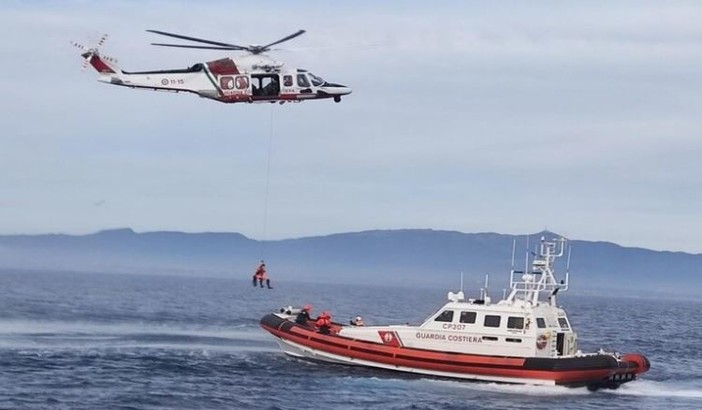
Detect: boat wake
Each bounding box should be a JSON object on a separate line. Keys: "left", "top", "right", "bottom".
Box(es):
{"left": 604, "top": 379, "right": 702, "bottom": 400}
{"left": 0, "top": 319, "right": 276, "bottom": 353}
{"left": 423, "top": 379, "right": 590, "bottom": 396}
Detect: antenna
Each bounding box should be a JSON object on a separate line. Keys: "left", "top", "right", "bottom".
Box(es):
{"left": 524, "top": 235, "right": 530, "bottom": 275}
{"left": 460, "top": 271, "right": 464, "bottom": 293}
{"left": 566, "top": 245, "right": 572, "bottom": 274}
{"left": 510, "top": 238, "right": 516, "bottom": 271}
{"left": 481, "top": 273, "right": 489, "bottom": 298}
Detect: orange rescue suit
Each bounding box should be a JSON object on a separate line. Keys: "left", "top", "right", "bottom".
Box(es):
{"left": 316, "top": 312, "right": 331, "bottom": 328}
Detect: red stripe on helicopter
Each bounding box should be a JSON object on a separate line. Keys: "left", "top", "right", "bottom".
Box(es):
{"left": 89, "top": 55, "right": 115, "bottom": 74}
{"left": 206, "top": 58, "right": 239, "bottom": 75}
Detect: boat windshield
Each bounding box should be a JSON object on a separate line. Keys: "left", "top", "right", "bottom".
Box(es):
{"left": 308, "top": 72, "right": 325, "bottom": 86}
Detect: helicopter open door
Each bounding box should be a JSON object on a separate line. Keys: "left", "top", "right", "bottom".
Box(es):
{"left": 251, "top": 74, "right": 281, "bottom": 100}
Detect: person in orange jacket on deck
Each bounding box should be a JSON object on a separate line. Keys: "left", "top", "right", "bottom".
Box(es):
{"left": 316, "top": 311, "right": 332, "bottom": 335}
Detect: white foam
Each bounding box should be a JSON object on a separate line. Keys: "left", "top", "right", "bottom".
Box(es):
{"left": 0, "top": 319, "right": 273, "bottom": 351}
{"left": 330, "top": 375, "right": 591, "bottom": 396}
{"left": 422, "top": 379, "right": 590, "bottom": 396}
{"left": 0, "top": 319, "right": 266, "bottom": 339}
{"left": 604, "top": 379, "right": 702, "bottom": 399}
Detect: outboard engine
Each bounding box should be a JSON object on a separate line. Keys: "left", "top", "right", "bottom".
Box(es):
{"left": 279, "top": 306, "right": 302, "bottom": 315}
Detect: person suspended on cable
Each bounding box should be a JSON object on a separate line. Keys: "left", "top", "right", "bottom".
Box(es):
{"left": 316, "top": 311, "right": 332, "bottom": 335}
{"left": 251, "top": 262, "right": 260, "bottom": 287}
{"left": 296, "top": 304, "right": 312, "bottom": 326}
{"left": 252, "top": 260, "right": 263, "bottom": 287}
{"left": 252, "top": 260, "right": 273, "bottom": 289}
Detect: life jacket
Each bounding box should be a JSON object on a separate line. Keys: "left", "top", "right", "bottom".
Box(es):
{"left": 316, "top": 313, "right": 331, "bottom": 328}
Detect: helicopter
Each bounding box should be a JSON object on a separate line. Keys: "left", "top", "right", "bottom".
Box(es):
{"left": 72, "top": 30, "right": 352, "bottom": 104}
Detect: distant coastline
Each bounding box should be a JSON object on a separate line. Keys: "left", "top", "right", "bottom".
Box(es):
{"left": 0, "top": 228, "right": 699, "bottom": 295}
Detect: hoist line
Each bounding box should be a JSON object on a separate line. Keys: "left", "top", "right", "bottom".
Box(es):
{"left": 260, "top": 105, "right": 274, "bottom": 260}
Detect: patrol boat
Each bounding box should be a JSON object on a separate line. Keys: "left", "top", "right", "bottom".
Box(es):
{"left": 260, "top": 237, "right": 650, "bottom": 390}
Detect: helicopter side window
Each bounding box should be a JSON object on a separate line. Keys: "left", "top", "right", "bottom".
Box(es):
{"left": 235, "top": 76, "right": 249, "bottom": 90}
{"left": 220, "top": 76, "right": 235, "bottom": 90}
{"left": 308, "top": 73, "right": 325, "bottom": 86}
{"left": 283, "top": 75, "right": 293, "bottom": 87}
{"left": 297, "top": 74, "right": 310, "bottom": 88}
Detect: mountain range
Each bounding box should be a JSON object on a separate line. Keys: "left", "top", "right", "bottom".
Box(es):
{"left": 0, "top": 228, "right": 699, "bottom": 295}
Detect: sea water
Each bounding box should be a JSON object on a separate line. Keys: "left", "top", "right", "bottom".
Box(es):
{"left": 0, "top": 270, "right": 700, "bottom": 409}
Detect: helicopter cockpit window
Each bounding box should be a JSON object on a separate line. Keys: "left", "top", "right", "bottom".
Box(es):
{"left": 308, "top": 73, "right": 325, "bottom": 86}
{"left": 297, "top": 74, "right": 310, "bottom": 88}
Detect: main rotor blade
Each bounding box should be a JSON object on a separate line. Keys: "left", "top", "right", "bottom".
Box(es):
{"left": 147, "top": 29, "right": 244, "bottom": 48}
{"left": 260, "top": 29, "right": 306, "bottom": 50}
{"left": 151, "top": 43, "right": 246, "bottom": 51}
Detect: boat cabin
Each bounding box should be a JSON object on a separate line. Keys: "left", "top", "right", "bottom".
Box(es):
{"left": 418, "top": 296, "right": 579, "bottom": 358}
{"left": 336, "top": 237, "right": 579, "bottom": 359}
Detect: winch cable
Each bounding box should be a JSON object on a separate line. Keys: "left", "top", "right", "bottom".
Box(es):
{"left": 260, "top": 105, "right": 275, "bottom": 260}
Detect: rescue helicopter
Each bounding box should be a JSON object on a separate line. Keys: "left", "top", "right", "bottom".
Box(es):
{"left": 72, "top": 30, "right": 352, "bottom": 104}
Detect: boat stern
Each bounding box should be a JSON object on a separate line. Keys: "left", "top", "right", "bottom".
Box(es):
{"left": 586, "top": 352, "right": 651, "bottom": 391}
{"left": 620, "top": 353, "right": 651, "bottom": 375}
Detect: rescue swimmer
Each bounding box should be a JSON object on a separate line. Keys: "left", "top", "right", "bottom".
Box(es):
{"left": 252, "top": 260, "right": 273, "bottom": 289}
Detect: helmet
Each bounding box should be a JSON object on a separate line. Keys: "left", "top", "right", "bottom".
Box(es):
{"left": 303, "top": 304, "right": 312, "bottom": 311}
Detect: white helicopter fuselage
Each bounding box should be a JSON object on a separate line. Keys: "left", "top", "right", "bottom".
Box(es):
{"left": 85, "top": 52, "right": 351, "bottom": 104}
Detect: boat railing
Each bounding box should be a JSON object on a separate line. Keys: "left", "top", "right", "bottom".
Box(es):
{"left": 506, "top": 237, "right": 570, "bottom": 304}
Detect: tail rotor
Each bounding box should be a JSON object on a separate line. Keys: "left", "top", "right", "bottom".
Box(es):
{"left": 71, "top": 34, "right": 118, "bottom": 71}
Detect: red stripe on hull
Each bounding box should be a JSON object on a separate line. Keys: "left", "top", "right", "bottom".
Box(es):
{"left": 263, "top": 323, "right": 616, "bottom": 385}
{"left": 285, "top": 325, "right": 525, "bottom": 367}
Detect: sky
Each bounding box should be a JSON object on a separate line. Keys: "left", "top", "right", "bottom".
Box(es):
{"left": 1, "top": 1, "right": 701, "bottom": 253}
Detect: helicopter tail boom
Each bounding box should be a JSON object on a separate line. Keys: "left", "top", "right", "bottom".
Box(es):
{"left": 83, "top": 52, "right": 119, "bottom": 74}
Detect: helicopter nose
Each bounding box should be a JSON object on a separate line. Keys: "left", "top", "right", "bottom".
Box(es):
{"left": 322, "top": 82, "right": 352, "bottom": 95}
{"left": 335, "top": 85, "right": 352, "bottom": 95}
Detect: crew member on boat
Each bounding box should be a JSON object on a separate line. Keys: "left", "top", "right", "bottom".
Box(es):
{"left": 316, "top": 311, "right": 332, "bottom": 334}
{"left": 350, "top": 316, "right": 365, "bottom": 326}
{"left": 296, "top": 305, "right": 312, "bottom": 325}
